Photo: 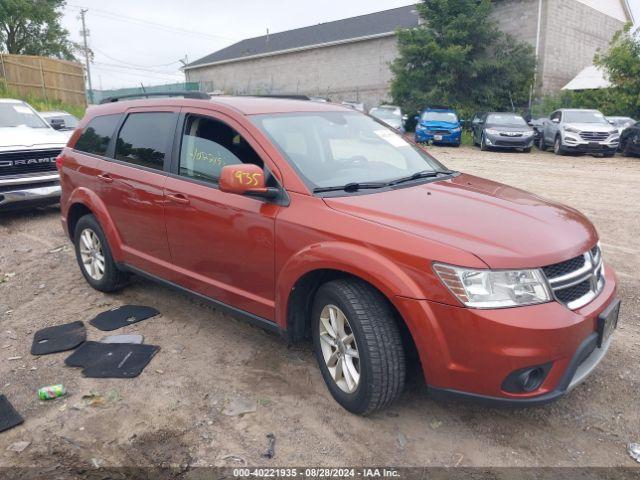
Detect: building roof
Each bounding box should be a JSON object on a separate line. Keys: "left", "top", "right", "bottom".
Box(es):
{"left": 562, "top": 65, "right": 612, "bottom": 90}
{"left": 185, "top": 5, "right": 420, "bottom": 70}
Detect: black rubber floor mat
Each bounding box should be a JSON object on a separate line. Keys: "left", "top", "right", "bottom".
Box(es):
{"left": 31, "top": 321, "right": 86, "bottom": 355}
{"left": 0, "top": 395, "right": 24, "bottom": 433}
{"left": 89, "top": 305, "right": 160, "bottom": 331}
{"left": 65, "top": 341, "right": 159, "bottom": 378}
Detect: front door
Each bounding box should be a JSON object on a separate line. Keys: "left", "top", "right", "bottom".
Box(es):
{"left": 95, "top": 108, "right": 178, "bottom": 276}
{"left": 163, "top": 109, "right": 280, "bottom": 321}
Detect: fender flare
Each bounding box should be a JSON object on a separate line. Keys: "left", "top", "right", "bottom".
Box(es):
{"left": 66, "top": 187, "right": 124, "bottom": 262}
{"left": 276, "top": 241, "right": 425, "bottom": 328}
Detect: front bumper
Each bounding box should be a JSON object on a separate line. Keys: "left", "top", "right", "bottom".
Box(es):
{"left": 562, "top": 134, "right": 619, "bottom": 153}
{"left": 0, "top": 176, "right": 61, "bottom": 210}
{"left": 485, "top": 133, "right": 535, "bottom": 149}
{"left": 415, "top": 129, "right": 461, "bottom": 145}
{"left": 394, "top": 263, "right": 618, "bottom": 405}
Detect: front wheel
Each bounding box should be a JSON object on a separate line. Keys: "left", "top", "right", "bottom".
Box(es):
{"left": 538, "top": 136, "right": 546, "bottom": 151}
{"left": 480, "top": 134, "right": 488, "bottom": 151}
{"left": 554, "top": 136, "right": 566, "bottom": 155}
{"left": 312, "top": 279, "right": 406, "bottom": 415}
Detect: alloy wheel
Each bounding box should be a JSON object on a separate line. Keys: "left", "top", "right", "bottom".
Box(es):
{"left": 318, "top": 304, "right": 361, "bottom": 393}
{"left": 79, "top": 228, "right": 105, "bottom": 281}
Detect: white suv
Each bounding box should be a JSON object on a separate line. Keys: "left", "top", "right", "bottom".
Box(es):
{"left": 0, "top": 99, "right": 69, "bottom": 211}
{"left": 540, "top": 109, "right": 619, "bottom": 157}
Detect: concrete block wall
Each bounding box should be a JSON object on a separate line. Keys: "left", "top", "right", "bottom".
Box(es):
{"left": 540, "top": 0, "right": 624, "bottom": 92}
{"left": 186, "top": 36, "right": 399, "bottom": 110}
{"left": 491, "top": 0, "right": 540, "bottom": 49}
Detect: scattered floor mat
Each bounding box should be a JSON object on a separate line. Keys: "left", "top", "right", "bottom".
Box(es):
{"left": 64, "top": 341, "right": 159, "bottom": 378}
{"left": 89, "top": 305, "right": 160, "bottom": 331}
{"left": 31, "top": 321, "right": 86, "bottom": 355}
{"left": 101, "top": 334, "right": 144, "bottom": 344}
{"left": 0, "top": 395, "right": 24, "bottom": 433}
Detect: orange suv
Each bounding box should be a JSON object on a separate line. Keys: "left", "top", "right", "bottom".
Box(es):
{"left": 58, "top": 93, "right": 620, "bottom": 414}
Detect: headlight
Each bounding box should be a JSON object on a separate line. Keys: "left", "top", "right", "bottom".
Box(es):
{"left": 433, "top": 263, "right": 552, "bottom": 309}
{"left": 523, "top": 130, "right": 534, "bottom": 137}
{"left": 564, "top": 126, "right": 581, "bottom": 134}
{"left": 485, "top": 128, "right": 500, "bottom": 135}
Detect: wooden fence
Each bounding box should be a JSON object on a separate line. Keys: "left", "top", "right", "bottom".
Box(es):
{"left": 0, "top": 54, "right": 86, "bottom": 106}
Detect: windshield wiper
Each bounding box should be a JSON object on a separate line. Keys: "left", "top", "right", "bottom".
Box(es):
{"left": 389, "top": 169, "right": 455, "bottom": 186}
{"left": 313, "top": 182, "right": 389, "bottom": 193}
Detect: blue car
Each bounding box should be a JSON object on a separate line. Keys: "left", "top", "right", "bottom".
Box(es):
{"left": 414, "top": 107, "right": 462, "bottom": 146}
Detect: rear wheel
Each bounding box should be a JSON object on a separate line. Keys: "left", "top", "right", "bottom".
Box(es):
{"left": 312, "top": 279, "right": 405, "bottom": 415}
{"left": 522, "top": 147, "right": 532, "bottom": 153}
{"left": 74, "top": 214, "right": 128, "bottom": 292}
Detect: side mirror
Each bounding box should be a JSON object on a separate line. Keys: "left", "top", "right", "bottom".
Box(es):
{"left": 219, "top": 164, "right": 278, "bottom": 199}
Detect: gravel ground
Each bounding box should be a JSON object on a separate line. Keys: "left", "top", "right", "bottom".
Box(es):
{"left": 0, "top": 146, "right": 639, "bottom": 473}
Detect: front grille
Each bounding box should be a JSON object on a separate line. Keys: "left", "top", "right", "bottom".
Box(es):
{"left": 495, "top": 140, "right": 527, "bottom": 146}
{"left": 542, "top": 255, "right": 585, "bottom": 279}
{"left": 579, "top": 131, "right": 609, "bottom": 142}
{"left": 0, "top": 149, "right": 60, "bottom": 177}
{"left": 499, "top": 132, "right": 523, "bottom": 137}
{"left": 431, "top": 129, "right": 450, "bottom": 135}
{"left": 542, "top": 245, "right": 604, "bottom": 310}
{"left": 555, "top": 279, "right": 591, "bottom": 304}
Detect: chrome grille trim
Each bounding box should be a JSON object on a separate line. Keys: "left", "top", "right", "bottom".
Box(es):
{"left": 579, "top": 131, "right": 609, "bottom": 141}
{"left": 543, "top": 246, "right": 605, "bottom": 310}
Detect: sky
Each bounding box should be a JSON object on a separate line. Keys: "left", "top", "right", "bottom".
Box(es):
{"left": 61, "top": 0, "right": 640, "bottom": 91}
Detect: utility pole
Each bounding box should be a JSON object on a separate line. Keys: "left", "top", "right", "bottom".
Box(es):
{"left": 79, "top": 9, "right": 93, "bottom": 103}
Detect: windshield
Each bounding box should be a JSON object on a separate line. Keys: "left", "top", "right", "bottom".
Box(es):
{"left": 370, "top": 108, "right": 401, "bottom": 121}
{"left": 487, "top": 113, "right": 527, "bottom": 126}
{"left": 252, "top": 112, "right": 448, "bottom": 190}
{"left": 421, "top": 111, "right": 458, "bottom": 123}
{"left": 563, "top": 111, "right": 608, "bottom": 124}
{"left": 0, "top": 102, "right": 49, "bottom": 128}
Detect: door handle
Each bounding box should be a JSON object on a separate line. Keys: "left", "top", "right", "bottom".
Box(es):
{"left": 97, "top": 173, "right": 113, "bottom": 183}
{"left": 166, "top": 193, "right": 190, "bottom": 205}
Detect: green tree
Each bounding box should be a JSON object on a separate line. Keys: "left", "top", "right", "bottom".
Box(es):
{"left": 593, "top": 24, "right": 640, "bottom": 118}
{"left": 391, "top": 0, "right": 536, "bottom": 122}
{"left": 0, "top": 0, "right": 77, "bottom": 60}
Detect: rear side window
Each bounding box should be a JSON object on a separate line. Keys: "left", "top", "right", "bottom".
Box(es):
{"left": 75, "top": 114, "right": 120, "bottom": 156}
{"left": 115, "top": 112, "right": 176, "bottom": 171}
{"left": 178, "top": 114, "right": 263, "bottom": 183}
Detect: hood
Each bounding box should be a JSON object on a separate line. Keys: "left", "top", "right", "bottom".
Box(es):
{"left": 420, "top": 120, "right": 459, "bottom": 129}
{"left": 323, "top": 174, "right": 597, "bottom": 269}
{"left": 485, "top": 124, "right": 532, "bottom": 132}
{"left": 566, "top": 123, "right": 615, "bottom": 132}
{"left": 0, "top": 126, "right": 69, "bottom": 152}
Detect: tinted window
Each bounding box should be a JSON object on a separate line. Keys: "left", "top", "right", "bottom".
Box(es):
{"left": 115, "top": 112, "right": 176, "bottom": 170}
{"left": 75, "top": 114, "right": 120, "bottom": 156}
{"left": 486, "top": 114, "right": 527, "bottom": 126}
{"left": 179, "top": 115, "right": 263, "bottom": 183}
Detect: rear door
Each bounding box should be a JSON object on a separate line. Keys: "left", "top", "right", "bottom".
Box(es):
{"left": 94, "top": 107, "right": 178, "bottom": 276}
{"left": 162, "top": 108, "right": 281, "bottom": 321}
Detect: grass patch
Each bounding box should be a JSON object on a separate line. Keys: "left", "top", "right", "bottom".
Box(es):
{"left": 0, "top": 79, "right": 86, "bottom": 119}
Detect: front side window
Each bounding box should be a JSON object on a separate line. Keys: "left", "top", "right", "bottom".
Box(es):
{"left": 115, "top": 112, "right": 176, "bottom": 171}
{"left": 178, "top": 115, "right": 263, "bottom": 183}
{"left": 253, "top": 112, "right": 447, "bottom": 190}
{"left": 75, "top": 114, "right": 121, "bottom": 156}
{"left": 0, "top": 101, "right": 49, "bottom": 128}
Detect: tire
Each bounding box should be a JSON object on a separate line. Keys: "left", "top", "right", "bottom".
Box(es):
{"left": 554, "top": 136, "right": 566, "bottom": 156}
{"left": 522, "top": 147, "right": 532, "bottom": 153}
{"left": 622, "top": 141, "right": 635, "bottom": 157}
{"left": 538, "top": 135, "right": 546, "bottom": 151}
{"left": 73, "top": 214, "right": 128, "bottom": 292}
{"left": 480, "top": 133, "right": 488, "bottom": 151}
{"left": 311, "top": 279, "right": 406, "bottom": 415}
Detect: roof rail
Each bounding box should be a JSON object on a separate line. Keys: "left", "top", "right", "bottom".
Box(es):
{"left": 248, "top": 94, "right": 312, "bottom": 101}
{"left": 99, "top": 91, "right": 210, "bottom": 104}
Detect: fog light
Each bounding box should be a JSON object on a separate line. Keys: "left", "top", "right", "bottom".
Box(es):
{"left": 502, "top": 363, "right": 552, "bottom": 393}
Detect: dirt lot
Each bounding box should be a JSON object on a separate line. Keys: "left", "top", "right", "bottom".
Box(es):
{"left": 1, "top": 146, "right": 639, "bottom": 472}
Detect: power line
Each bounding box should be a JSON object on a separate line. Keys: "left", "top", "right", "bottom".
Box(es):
{"left": 93, "top": 61, "right": 183, "bottom": 76}
{"left": 92, "top": 47, "right": 181, "bottom": 69}
{"left": 92, "top": 65, "right": 184, "bottom": 81}
{"left": 66, "top": 4, "right": 236, "bottom": 42}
